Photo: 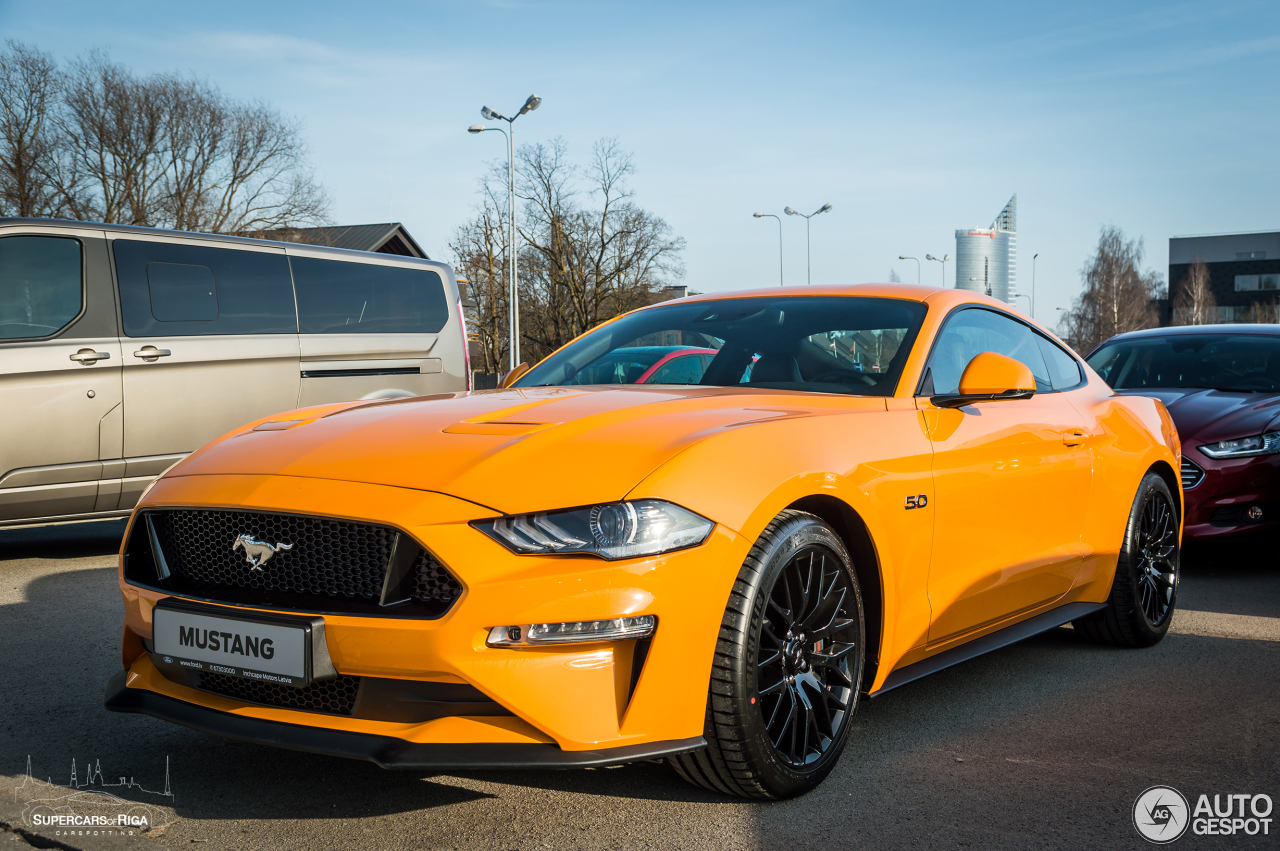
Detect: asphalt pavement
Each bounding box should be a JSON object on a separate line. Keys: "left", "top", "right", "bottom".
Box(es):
{"left": 1, "top": 519, "right": 1277, "bottom": 850}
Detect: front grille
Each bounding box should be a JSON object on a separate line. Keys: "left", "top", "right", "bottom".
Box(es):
{"left": 198, "top": 672, "right": 359, "bottom": 716}
{"left": 164, "top": 510, "right": 393, "bottom": 600}
{"left": 1181, "top": 457, "right": 1205, "bottom": 490}
{"left": 125, "top": 509, "right": 462, "bottom": 618}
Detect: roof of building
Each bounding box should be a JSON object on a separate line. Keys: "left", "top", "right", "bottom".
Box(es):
{"left": 260, "top": 223, "right": 428, "bottom": 258}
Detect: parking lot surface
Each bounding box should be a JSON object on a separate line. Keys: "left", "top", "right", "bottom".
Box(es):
{"left": 1, "top": 519, "right": 1277, "bottom": 850}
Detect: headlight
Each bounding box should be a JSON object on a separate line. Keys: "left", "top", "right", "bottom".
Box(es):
{"left": 1198, "top": 431, "right": 1280, "bottom": 459}
{"left": 474, "top": 499, "right": 714, "bottom": 560}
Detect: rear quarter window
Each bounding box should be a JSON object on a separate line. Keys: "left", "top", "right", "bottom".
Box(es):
{"left": 0, "top": 235, "right": 83, "bottom": 340}
{"left": 114, "top": 240, "right": 296, "bottom": 337}
{"left": 290, "top": 257, "right": 449, "bottom": 334}
{"left": 1034, "top": 334, "right": 1084, "bottom": 390}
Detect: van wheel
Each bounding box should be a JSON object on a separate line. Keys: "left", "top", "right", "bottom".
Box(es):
{"left": 669, "top": 510, "right": 864, "bottom": 799}
{"left": 1073, "top": 472, "right": 1179, "bottom": 647}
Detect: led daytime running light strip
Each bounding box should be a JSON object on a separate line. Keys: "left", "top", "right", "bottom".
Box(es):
{"left": 487, "top": 615, "right": 656, "bottom": 647}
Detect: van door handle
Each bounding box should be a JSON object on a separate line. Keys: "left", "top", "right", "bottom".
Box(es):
{"left": 69, "top": 349, "right": 111, "bottom": 364}
{"left": 1063, "top": 430, "right": 1088, "bottom": 446}
{"left": 133, "top": 347, "right": 172, "bottom": 360}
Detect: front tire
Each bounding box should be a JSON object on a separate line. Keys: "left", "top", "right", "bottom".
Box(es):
{"left": 669, "top": 510, "right": 865, "bottom": 799}
{"left": 1073, "top": 472, "right": 1180, "bottom": 647}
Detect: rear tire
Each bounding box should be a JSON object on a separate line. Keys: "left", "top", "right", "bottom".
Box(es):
{"left": 1073, "top": 472, "right": 1179, "bottom": 647}
{"left": 669, "top": 510, "right": 865, "bottom": 799}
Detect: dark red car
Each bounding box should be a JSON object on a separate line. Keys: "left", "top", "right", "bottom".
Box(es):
{"left": 1087, "top": 324, "right": 1280, "bottom": 540}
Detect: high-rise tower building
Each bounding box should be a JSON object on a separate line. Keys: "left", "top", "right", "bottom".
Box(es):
{"left": 955, "top": 195, "right": 1017, "bottom": 303}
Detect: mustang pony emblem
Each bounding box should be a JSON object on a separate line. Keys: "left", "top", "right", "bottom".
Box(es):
{"left": 232, "top": 534, "right": 293, "bottom": 571}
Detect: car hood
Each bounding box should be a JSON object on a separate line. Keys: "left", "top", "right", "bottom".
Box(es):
{"left": 1116, "top": 388, "right": 1280, "bottom": 445}
{"left": 171, "top": 386, "right": 882, "bottom": 515}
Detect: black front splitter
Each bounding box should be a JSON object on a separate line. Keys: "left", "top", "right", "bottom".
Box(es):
{"left": 104, "top": 670, "right": 705, "bottom": 770}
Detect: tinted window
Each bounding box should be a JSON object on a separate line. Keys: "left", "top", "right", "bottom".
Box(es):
{"left": 1087, "top": 334, "right": 1280, "bottom": 392}
{"left": 0, "top": 236, "right": 82, "bottom": 340}
{"left": 515, "top": 297, "right": 928, "bottom": 397}
{"left": 1035, "top": 335, "right": 1083, "bottom": 390}
{"left": 147, "top": 263, "right": 217, "bottom": 321}
{"left": 291, "top": 257, "right": 449, "bottom": 334}
{"left": 646, "top": 355, "right": 707, "bottom": 384}
{"left": 927, "top": 308, "right": 1051, "bottom": 394}
{"left": 114, "top": 241, "right": 295, "bottom": 337}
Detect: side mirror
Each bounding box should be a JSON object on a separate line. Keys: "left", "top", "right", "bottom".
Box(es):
{"left": 932, "top": 352, "right": 1035, "bottom": 408}
{"left": 499, "top": 362, "right": 530, "bottom": 388}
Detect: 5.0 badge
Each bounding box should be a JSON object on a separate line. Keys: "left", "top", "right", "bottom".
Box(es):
{"left": 904, "top": 494, "right": 928, "bottom": 510}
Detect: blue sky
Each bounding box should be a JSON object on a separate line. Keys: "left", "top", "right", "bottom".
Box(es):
{"left": 3, "top": 0, "right": 1278, "bottom": 325}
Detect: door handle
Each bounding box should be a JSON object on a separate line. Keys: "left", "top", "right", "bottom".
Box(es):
{"left": 1063, "top": 430, "right": 1088, "bottom": 446}
{"left": 69, "top": 349, "right": 111, "bottom": 364}
{"left": 133, "top": 347, "right": 172, "bottom": 361}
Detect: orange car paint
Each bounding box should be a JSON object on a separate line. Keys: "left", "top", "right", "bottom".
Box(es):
{"left": 115, "top": 284, "right": 1182, "bottom": 755}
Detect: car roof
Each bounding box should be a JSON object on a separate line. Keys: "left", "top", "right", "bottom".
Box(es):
{"left": 0, "top": 216, "right": 447, "bottom": 269}
{"left": 671, "top": 283, "right": 947, "bottom": 304}
{"left": 1103, "top": 324, "right": 1280, "bottom": 343}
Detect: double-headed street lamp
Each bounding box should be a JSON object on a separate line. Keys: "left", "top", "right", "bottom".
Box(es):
{"left": 898, "top": 255, "right": 920, "bottom": 285}
{"left": 784, "top": 203, "right": 832, "bottom": 285}
{"left": 469, "top": 93, "right": 541, "bottom": 374}
{"left": 753, "top": 213, "right": 784, "bottom": 286}
{"left": 925, "top": 253, "right": 949, "bottom": 287}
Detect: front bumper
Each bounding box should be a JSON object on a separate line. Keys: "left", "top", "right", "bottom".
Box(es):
{"left": 1182, "top": 451, "right": 1280, "bottom": 539}
{"left": 104, "top": 671, "right": 704, "bottom": 769}
{"left": 114, "top": 473, "right": 748, "bottom": 756}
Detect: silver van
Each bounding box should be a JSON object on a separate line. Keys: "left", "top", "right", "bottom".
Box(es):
{"left": 0, "top": 218, "right": 470, "bottom": 527}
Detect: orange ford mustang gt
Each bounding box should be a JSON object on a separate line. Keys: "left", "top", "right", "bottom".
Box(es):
{"left": 105, "top": 284, "right": 1182, "bottom": 799}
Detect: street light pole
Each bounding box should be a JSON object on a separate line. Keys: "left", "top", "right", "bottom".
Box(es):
{"left": 925, "top": 253, "right": 950, "bottom": 288}
{"left": 898, "top": 255, "right": 920, "bottom": 285}
{"left": 1032, "top": 253, "right": 1039, "bottom": 320}
{"left": 753, "top": 213, "right": 784, "bottom": 286}
{"left": 469, "top": 94, "right": 541, "bottom": 374}
{"left": 784, "top": 203, "right": 832, "bottom": 285}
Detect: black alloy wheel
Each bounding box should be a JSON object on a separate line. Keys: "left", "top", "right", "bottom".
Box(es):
{"left": 1135, "top": 487, "right": 1178, "bottom": 628}
{"left": 669, "top": 511, "right": 865, "bottom": 799}
{"left": 1074, "top": 471, "right": 1180, "bottom": 647}
{"left": 756, "top": 545, "right": 859, "bottom": 768}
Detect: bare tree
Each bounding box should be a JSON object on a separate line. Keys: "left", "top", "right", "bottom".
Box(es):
{"left": 1171, "top": 257, "right": 1217, "bottom": 326}
{"left": 0, "top": 40, "right": 329, "bottom": 233}
{"left": 887, "top": 268, "right": 901, "bottom": 283}
{"left": 449, "top": 197, "right": 510, "bottom": 374}
{"left": 1058, "top": 225, "right": 1164, "bottom": 353}
{"left": 1247, "top": 299, "right": 1279, "bottom": 324}
{"left": 516, "top": 138, "right": 685, "bottom": 363}
{"left": 0, "top": 40, "right": 62, "bottom": 217}
{"left": 451, "top": 138, "right": 685, "bottom": 368}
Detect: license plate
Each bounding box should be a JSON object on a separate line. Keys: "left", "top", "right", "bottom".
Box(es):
{"left": 153, "top": 604, "right": 310, "bottom": 686}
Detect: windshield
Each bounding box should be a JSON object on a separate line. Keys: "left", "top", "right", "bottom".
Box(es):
{"left": 1087, "top": 334, "right": 1280, "bottom": 392}
{"left": 513, "top": 296, "right": 928, "bottom": 396}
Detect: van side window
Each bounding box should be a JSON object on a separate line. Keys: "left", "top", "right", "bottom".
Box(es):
{"left": 147, "top": 263, "right": 217, "bottom": 321}
{"left": 114, "top": 240, "right": 295, "bottom": 337}
{"left": 0, "top": 236, "right": 82, "bottom": 340}
{"left": 926, "top": 308, "right": 1051, "bottom": 394}
{"left": 1034, "top": 334, "right": 1084, "bottom": 390}
{"left": 290, "top": 257, "right": 449, "bottom": 334}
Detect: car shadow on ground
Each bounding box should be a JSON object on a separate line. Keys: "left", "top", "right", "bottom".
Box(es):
{"left": 0, "top": 518, "right": 126, "bottom": 560}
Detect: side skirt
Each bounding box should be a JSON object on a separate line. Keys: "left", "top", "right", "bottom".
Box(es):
{"left": 870, "top": 601, "right": 1108, "bottom": 697}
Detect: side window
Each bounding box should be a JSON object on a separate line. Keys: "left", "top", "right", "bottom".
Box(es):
{"left": 0, "top": 236, "right": 82, "bottom": 340}
{"left": 290, "top": 257, "right": 449, "bottom": 334}
{"left": 147, "top": 263, "right": 217, "bottom": 321}
{"left": 1034, "top": 334, "right": 1084, "bottom": 390}
{"left": 647, "top": 356, "right": 706, "bottom": 384}
{"left": 114, "top": 240, "right": 295, "bottom": 337}
{"left": 926, "top": 308, "right": 1051, "bottom": 395}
